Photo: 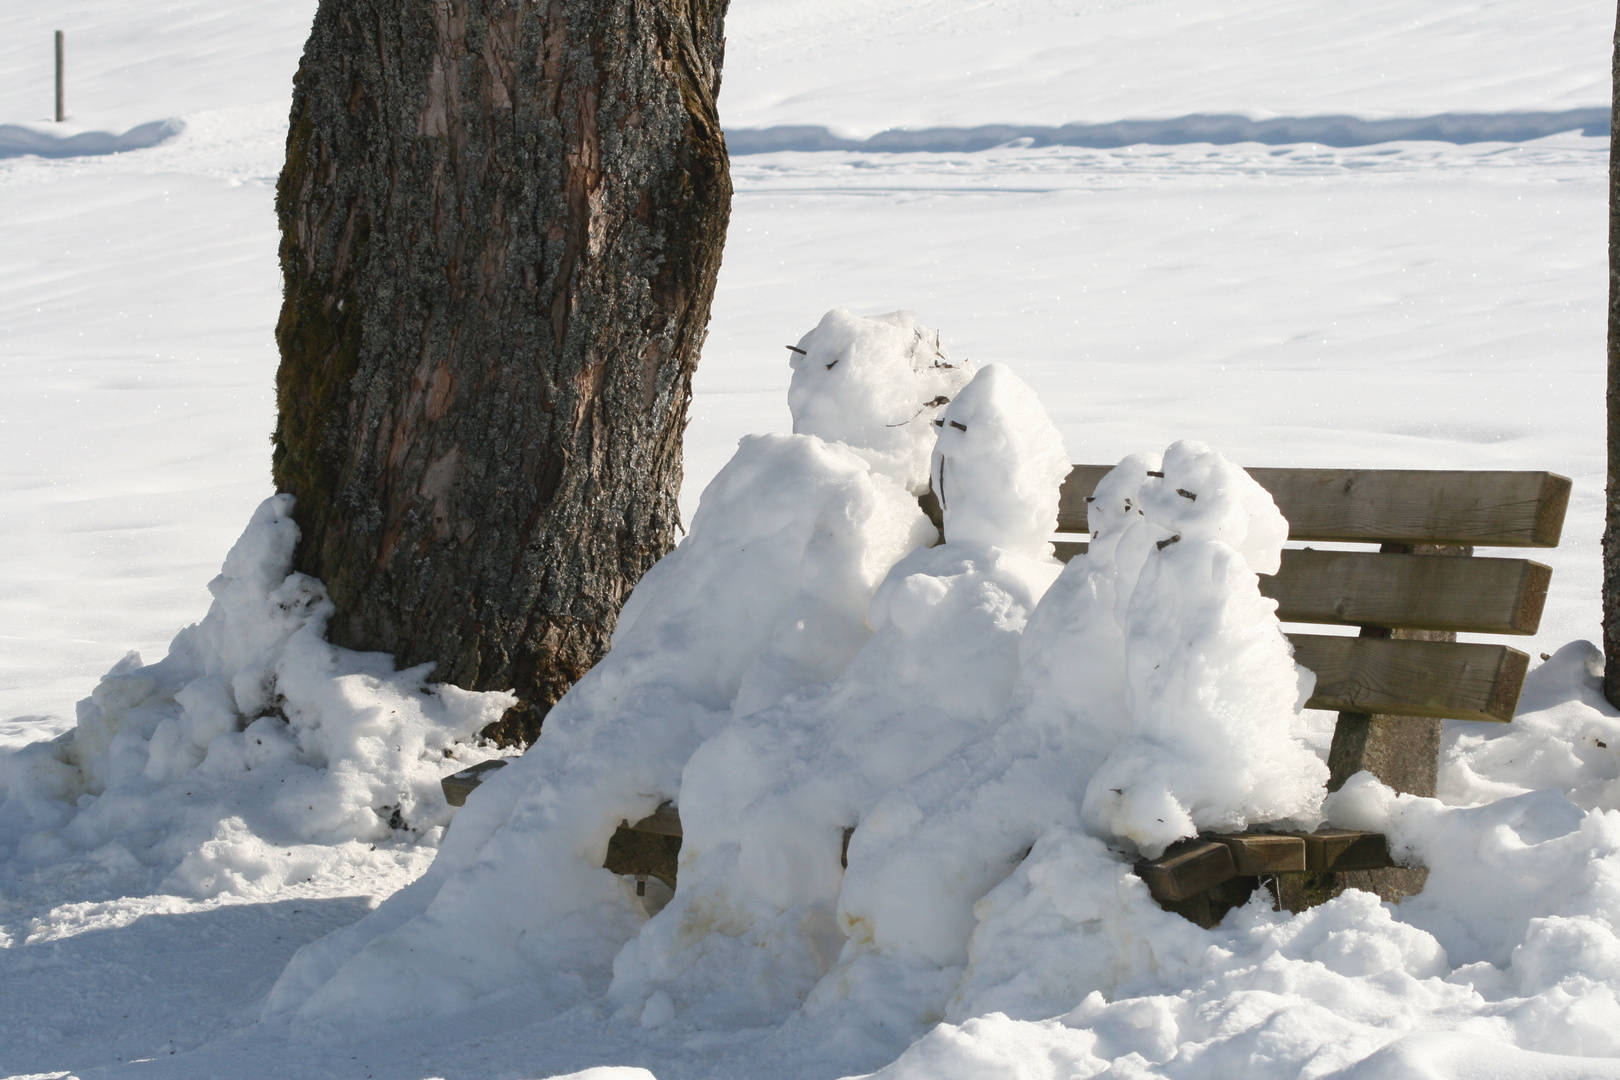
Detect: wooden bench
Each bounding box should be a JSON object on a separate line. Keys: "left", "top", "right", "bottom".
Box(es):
{"left": 444, "top": 464, "right": 1570, "bottom": 924}
{"left": 1054, "top": 465, "right": 1569, "bottom": 926}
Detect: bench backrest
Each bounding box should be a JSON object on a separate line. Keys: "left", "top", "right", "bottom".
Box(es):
{"left": 1051, "top": 466, "right": 1571, "bottom": 725}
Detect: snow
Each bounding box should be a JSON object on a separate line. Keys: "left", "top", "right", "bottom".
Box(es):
{"left": 0, "top": 0, "right": 1616, "bottom": 1076}
{"left": 0, "top": 494, "right": 513, "bottom": 913}
{"left": 789, "top": 308, "right": 973, "bottom": 493}
{"left": 258, "top": 425, "right": 933, "bottom": 1029}
{"left": 719, "top": 0, "right": 1613, "bottom": 139}
{"left": 0, "top": 119, "right": 183, "bottom": 159}
{"left": 1072, "top": 441, "right": 1324, "bottom": 855}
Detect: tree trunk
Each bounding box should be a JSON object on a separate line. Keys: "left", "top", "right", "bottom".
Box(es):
{"left": 272, "top": 0, "right": 731, "bottom": 737}
{"left": 1607, "top": 1, "right": 1620, "bottom": 707}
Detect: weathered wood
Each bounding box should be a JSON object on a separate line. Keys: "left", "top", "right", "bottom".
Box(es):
{"left": 1265, "top": 549, "right": 1550, "bottom": 634}
{"left": 1162, "top": 876, "right": 1259, "bottom": 930}
{"left": 1328, "top": 708, "right": 1444, "bottom": 791}
{"left": 273, "top": 0, "right": 733, "bottom": 729}
{"left": 1058, "top": 465, "right": 1570, "bottom": 547}
{"left": 1208, "top": 833, "right": 1307, "bottom": 874}
{"left": 1296, "top": 828, "right": 1394, "bottom": 872}
{"left": 1315, "top": 542, "right": 1469, "bottom": 903}
{"left": 604, "top": 825, "right": 680, "bottom": 890}
{"left": 1134, "top": 839, "right": 1236, "bottom": 903}
{"left": 604, "top": 803, "right": 683, "bottom": 889}
{"left": 1290, "top": 632, "right": 1529, "bottom": 723}
{"left": 1052, "top": 539, "right": 1087, "bottom": 563}
{"left": 441, "top": 758, "right": 509, "bottom": 807}
{"left": 1051, "top": 544, "right": 1551, "bottom": 637}
{"left": 1135, "top": 828, "right": 1394, "bottom": 913}
{"left": 627, "top": 801, "right": 683, "bottom": 837}
{"left": 1054, "top": 465, "right": 1117, "bottom": 530}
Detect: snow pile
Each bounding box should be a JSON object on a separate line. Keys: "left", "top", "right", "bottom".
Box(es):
{"left": 1077, "top": 442, "right": 1323, "bottom": 855}
{"left": 928, "top": 363, "right": 1072, "bottom": 555}
{"left": 606, "top": 364, "right": 1068, "bottom": 1028}
{"left": 853, "top": 644, "right": 1620, "bottom": 1079}
{"left": 264, "top": 422, "right": 936, "bottom": 1023}
{"left": 260, "top": 333, "right": 1058, "bottom": 1027}
{"left": 10, "top": 302, "right": 1620, "bottom": 1079}
{"left": 750, "top": 439, "right": 1319, "bottom": 1043}
{"left": 0, "top": 494, "right": 513, "bottom": 905}
{"left": 263, "top": 316, "right": 1335, "bottom": 1063}
{"left": 1440, "top": 639, "right": 1620, "bottom": 812}
{"left": 789, "top": 308, "right": 973, "bottom": 492}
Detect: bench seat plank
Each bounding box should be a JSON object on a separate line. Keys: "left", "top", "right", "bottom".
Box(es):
{"left": 441, "top": 759, "right": 509, "bottom": 807}
{"left": 1053, "top": 545, "right": 1551, "bottom": 637}
{"left": 1058, "top": 465, "right": 1570, "bottom": 547}
{"left": 627, "top": 802, "right": 683, "bottom": 837}
{"left": 1289, "top": 633, "right": 1528, "bottom": 723}
{"left": 1134, "top": 839, "right": 1236, "bottom": 903}
{"left": 1291, "top": 829, "right": 1395, "bottom": 873}
{"left": 1266, "top": 549, "right": 1550, "bottom": 634}
{"left": 1136, "top": 829, "right": 1396, "bottom": 906}
{"left": 1208, "top": 833, "right": 1307, "bottom": 874}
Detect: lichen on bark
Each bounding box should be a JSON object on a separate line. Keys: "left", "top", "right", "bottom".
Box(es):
{"left": 271, "top": 0, "right": 732, "bottom": 740}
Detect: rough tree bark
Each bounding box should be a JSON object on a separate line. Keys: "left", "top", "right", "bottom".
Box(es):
{"left": 272, "top": 0, "right": 731, "bottom": 741}
{"left": 1607, "top": 1, "right": 1620, "bottom": 707}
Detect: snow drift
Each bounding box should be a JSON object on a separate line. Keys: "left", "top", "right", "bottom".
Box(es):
{"left": 0, "top": 118, "right": 184, "bottom": 159}
{"left": 6, "top": 306, "right": 1620, "bottom": 1080}
{"left": 0, "top": 494, "right": 513, "bottom": 907}
{"left": 259, "top": 310, "right": 1330, "bottom": 1062}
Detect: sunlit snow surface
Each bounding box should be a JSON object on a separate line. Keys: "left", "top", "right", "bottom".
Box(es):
{"left": 0, "top": 0, "right": 1614, "bottom": 1076}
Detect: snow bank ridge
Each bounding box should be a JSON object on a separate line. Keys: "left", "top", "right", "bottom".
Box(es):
{"left": 727, "top": 109, "right": 1609, "bottom": 154}
{"left": 0, "top": 118, "right": 183, "bottom": 159}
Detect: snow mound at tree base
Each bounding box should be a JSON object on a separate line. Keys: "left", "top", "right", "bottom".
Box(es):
{"left": 0, "top": 494, "right": 513, "bottom": 914}
{"left": 857, "top": 640, "right": 1620, "bottom": 1079}
{"left": 261, "top": 341, "right": 1338, "bottom": 1066}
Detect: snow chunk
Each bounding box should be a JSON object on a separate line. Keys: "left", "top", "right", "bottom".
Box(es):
{"left": 796, "top": 444, "right": 1313, "bottom": 1029}
{"left": 929, "top": 362, "right": 1071, "bottom": 557}
{"left": 789, "top": 308, "right": 973, "bottom": 492}
{"left": 1440, "top": 640, "right": 1620, "bottom": 811}
{"left": 608, "top": 541, "right": 1059, "bottom": 1027}
{"left": 1079, "top": 442, "right": 1323, "bottom": 854}
{"left": 0, "top": 495, "right": 513, "bottom": 905}
{"left": 265, "top": 433, "right": 932, "bottom": 1025}
{"left": 614, "top": 433, "right": 937, "bottom": 719}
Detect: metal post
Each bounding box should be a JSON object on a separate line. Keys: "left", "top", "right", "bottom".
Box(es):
{"left": 54, "top": 31, "right": 64, "bottom": 122}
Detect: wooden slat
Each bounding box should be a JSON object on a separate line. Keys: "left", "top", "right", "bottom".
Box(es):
{"left": 1052, "top": 540, "right": 1087, "bottom": 563}
{"left": 626, "top": 801, "right": 682, "bottom": 837}
{"left": 604, "top": 825, "right": 681, "bottom": 889}
{"left": 1058, "top": 465, "right": 1570, "bottom": 547}
{"left": 1135, "top": 839, "right": 1236, "bottom": 903}
{"left": 1264, "top": 550, "right": 1550, "bottom": 634}
{"left": 1208, "top": 833, "right": 1307, "bottom": 874}
{"left": 1215, "top": 829, "right": 1394, "bottom": 873}
{"left": 1289, "top": 634, "right": 1529, "bottom": 722}
{"left": 1136, "top": 829, "right": 1398, "bottom": 911}
{"left": 440, "top": 759, "right": 509, "bottom": 807}
{"left": 1052, "top": 545, "right": 1550, "bottom": 637}
{"left": 1055, "top": 464, "right": 1118, "bottom": 532}
{"left": 1295, "top": 829, "right": 1394, "bottom": 872}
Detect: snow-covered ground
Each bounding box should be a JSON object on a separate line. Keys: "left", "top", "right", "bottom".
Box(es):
{"left": 0, "top": 1, "right": 1613, "bottom": 1078}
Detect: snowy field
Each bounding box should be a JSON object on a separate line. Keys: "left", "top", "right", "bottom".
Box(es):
{"left": 0, "top": 0, "right": 1615, "bottom": 1078}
